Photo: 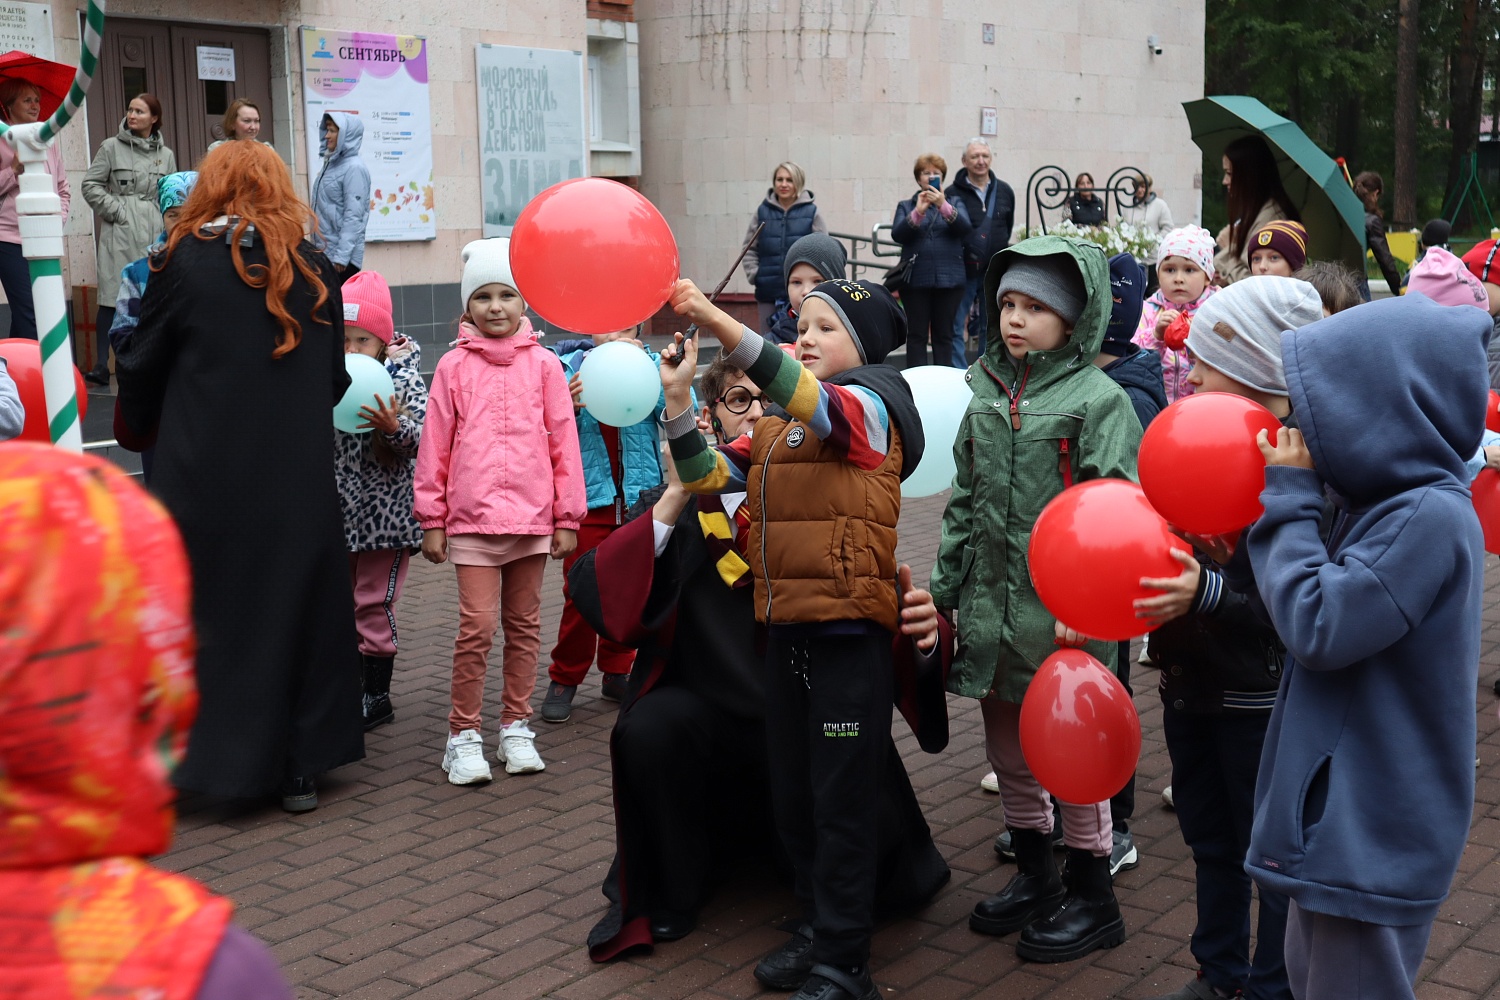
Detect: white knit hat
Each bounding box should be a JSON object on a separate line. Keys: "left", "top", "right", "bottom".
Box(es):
{"left": 1157, "top": 225, "right": 1218, "bottom": 280}
{"left": 1185, "top": 275, "right": 1323, "bottom": 396}
{"left": 461, "top": 238, "right": 518, "bottom": 311}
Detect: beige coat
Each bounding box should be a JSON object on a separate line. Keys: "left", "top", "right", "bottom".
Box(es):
{"left": 1214, "top": 198, "right": 1285, "bottom": 285}
{"left": 82, "top": 123, "right": 176, "bottom": 303}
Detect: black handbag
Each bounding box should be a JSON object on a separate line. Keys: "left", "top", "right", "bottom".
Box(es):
{"left": 883, "top": 251, "right": 917, "bottom": 293}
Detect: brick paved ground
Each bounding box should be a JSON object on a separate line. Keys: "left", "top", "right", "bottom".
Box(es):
{"left": 160, "top": 493, "right": 1500, "bottom": 999}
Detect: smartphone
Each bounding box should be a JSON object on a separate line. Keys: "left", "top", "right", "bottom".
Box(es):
{"left": 928, "top": 177, "right": 941, "bottom": 191}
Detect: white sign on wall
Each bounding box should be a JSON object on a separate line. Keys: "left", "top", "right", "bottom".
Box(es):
{"left": 475, "top": 44, "right": 586, "bottom": 237}
{"left": 980, "top": 107, "right": 998, "bottom": 137}
{"left": 0, "top": 2, "right": 52, "bottom": 60}
{"left": 196, "top": 46, "right": 235, "bottom": 82}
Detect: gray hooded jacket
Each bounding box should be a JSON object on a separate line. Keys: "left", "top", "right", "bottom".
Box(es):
{"left": 312, "top": 112, "right": 371, "bottom": 269}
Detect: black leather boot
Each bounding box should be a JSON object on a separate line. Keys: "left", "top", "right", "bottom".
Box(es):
{"left": 1016, "top": 847, "right": 1126, "bottom": 962}
{"left": 362, "top": 654, "right": 395, "bottom": 731}
{"left": 969, "top": 827, "right": 1066, "bottom": 936}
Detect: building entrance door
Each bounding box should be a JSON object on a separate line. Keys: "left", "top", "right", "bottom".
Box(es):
{"left": 88, "top": 18, "right": 272, "bottom": 171}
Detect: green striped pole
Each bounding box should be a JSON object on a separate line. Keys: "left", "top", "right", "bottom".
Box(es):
{"left": 0, "top": 0, "right": 106, "bottom": 451}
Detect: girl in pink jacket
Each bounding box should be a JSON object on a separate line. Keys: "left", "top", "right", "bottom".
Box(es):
{"left": 1133, "top": 226, "right": 1219, "bottom": 403}
{"left": 414, "top": 239, "right": 587, "bottom": 787}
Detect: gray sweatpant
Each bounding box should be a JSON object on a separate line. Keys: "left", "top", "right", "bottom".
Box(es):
{"left": 1284, "top": 900, "right": 1430, "bottom": 1000}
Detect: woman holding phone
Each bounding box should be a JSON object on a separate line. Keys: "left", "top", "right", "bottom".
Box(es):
{"left": 892, "top": 153, "right": 971, "bottom": 367}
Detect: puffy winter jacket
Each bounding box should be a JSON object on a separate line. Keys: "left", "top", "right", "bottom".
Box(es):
{"left": 931, "top": 236, "right": 1142, "bottom": 702}
{"left": 312, "top": 112, "right": 371, "bottom": 269}
{"left": 891, "top": 192, "right": 972, "bottom": 289}
{"left": 82, "top": 123, "right": 176, "bottom": 303}
{"left": 742, "top": 190, "right": 824, "bottom": 303}
{"left": 1099, "top": 346, "right": 1168, "bottom": 430}
{"left": 413, "top": 319, "right": 586, "bottom": 536}
{"left": 336, "top": 339, "right": 428, "bottom": 551}
{"left": 1132, "top": 285, "right": 1218, "bottom": 403}
{"left": 553, "top": 339, "right": 667, "bottom": 512}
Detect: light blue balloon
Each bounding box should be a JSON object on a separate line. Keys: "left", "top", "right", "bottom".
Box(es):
{"left": 578, "top": 340, "right": 661, "bottom": 427}
{"left": 901, "top": 365, "right": 974, "bottom": 498}
{"left": 334, "top": 353, "right": 396, "bottom": 434}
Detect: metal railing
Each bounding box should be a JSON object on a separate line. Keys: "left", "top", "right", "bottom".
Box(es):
{"left": 1023, "top": 165, "right": 1149, "bottom": 236}
{"left": 828, "top": 225, "right": 904, "bottom": 283}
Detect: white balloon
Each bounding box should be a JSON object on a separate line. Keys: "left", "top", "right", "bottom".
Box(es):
{"left": 578, "top": 340, "right": 662, "bottom": 427}
{"left": 901, "top": 365, "right": 974, "bottom": 498}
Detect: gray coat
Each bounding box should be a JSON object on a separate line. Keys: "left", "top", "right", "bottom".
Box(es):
{"left": 312, "top": 112, "right": 371, "bottom": 269}
{"left": 82, "top": 123, "right": 176, "bottom": 303}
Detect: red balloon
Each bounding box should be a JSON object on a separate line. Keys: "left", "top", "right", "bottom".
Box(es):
{"left": 508, "top": 177, "right": 679, "bottom": 335}
{"left": 1029, "top": 479, "right": 1191, "bottom": 641}
{"left": 1019, "top": 648, "right": 1142, "bottom": 804}
{"left": 1473, "top": 468, "right": 1500, "bottom": 555}
{"left": 0, "top": 338, "right": 87, "bottom": 443}
{"left": 1488, "top": 390, "right": 1500, "bottom": 433}
{"left": 1139, "top": 392, "right": 1283, "bottom": 536}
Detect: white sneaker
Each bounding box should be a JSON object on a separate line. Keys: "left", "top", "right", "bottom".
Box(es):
{"left": 497, "top": 720, "right": 546, "bottom": 774}
{"left": 1162, "top": 784, "right": 1175, "bottom": 809}
{"left": 442, "top": 729, "right": 492, "bottom": 785}
{"left": 980, "top": 771, "right": 1000, "bottom": 794}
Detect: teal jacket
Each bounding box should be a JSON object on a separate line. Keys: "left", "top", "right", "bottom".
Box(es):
{"left": 553, "top": 340, "right": 668, "bottom": 512}
{"left": 930, "top": 236, "right": 1143, "bottom": 702}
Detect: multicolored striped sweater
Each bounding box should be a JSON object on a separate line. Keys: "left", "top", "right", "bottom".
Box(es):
{"left": 662, "top": 328, "right": 891, "bottom": 491}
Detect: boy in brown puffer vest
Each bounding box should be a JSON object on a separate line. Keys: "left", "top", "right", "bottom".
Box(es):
{"left": 659, "top": 276, "right": 943, "bottom": 1000}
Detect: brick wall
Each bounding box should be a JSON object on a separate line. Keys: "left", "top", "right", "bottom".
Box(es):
{"left": 587, "top": 0, "right": 633, "bottom": 22}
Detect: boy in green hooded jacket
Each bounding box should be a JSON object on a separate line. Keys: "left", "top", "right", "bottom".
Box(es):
{"left": 931, "top": 235, "right": 1142, "bottom": 963}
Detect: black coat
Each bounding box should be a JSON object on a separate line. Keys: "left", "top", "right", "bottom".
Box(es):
{"left": 1067, "top": 193, "right": 1106, "bottom": 226}
{"left": 945, "top": 171, "right": 1015, "bottom": 274}
{"left": 1100, "top": 346, "right": 1168, "bottom": 430}
{"left": 116, "top": 235, "right": 364, "bottom": 798}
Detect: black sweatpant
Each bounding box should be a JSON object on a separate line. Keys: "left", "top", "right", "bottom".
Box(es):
{"left": 901, "top": 285, "right": 964, "bottom": 368}
{"left": 763, "top": 630, "right": 892, "bottom": 967}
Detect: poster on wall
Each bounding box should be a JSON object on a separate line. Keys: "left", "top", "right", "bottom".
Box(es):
{"left": 475, "top": 44, "right": 586, "bottom": 237}
{"left": 301, "top": 27, "right": 435, "bottom": 242}
{"left": 0, "top": 2, "right": 52, "bottom": 60}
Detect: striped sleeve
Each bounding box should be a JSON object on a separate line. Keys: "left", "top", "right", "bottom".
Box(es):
{"left": 661, "top": 404, "right": 754, "bottom": 494}
{"left": 723, "top": 327, "right": 891, "bottom": 471}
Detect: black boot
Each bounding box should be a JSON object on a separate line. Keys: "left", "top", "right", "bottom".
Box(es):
{"left": 1016, "top": 847, "right": 1126, "bottom": 962}
{"left": 362, "top": 654, "right": 395, "bottom": 731}
{"left": 754, "top": 923, "right": 815, "bottom": 991}
{"left": 969, "top": 827, "right": 1066, "bottom": 936}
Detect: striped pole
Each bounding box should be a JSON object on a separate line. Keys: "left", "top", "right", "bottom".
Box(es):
{"left": 0, "top": 0, "right": 107, "bottom": 451}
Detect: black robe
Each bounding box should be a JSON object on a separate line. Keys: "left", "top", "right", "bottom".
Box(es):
{"left": 116, "top": 235, "right": 364, "bottom": 798}
{"left": 570, "top": 487, "right": 952, "bottom": 961}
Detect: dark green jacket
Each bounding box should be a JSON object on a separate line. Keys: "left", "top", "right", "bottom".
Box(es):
{"left": 930, "top": 235, "right": 1142, "bottom": 702}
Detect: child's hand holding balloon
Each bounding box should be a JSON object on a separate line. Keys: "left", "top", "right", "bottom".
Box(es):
{"left": 358, "top": 394, "right": 401, "bottom": 435}
{"left": 1135, "top": 547, "right": 1202, "bottom": 627}
{"left": 1257, "top": 426, "right": 1314, "bottom": 469}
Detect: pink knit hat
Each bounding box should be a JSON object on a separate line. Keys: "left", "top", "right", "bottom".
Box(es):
{"left": 341, "top": 270, "right": 396, "bottom": 344}
{"left": 1408, "top": 246, "right": 1488, "bottom": 310}
{"left": 1156, "top": 225, "right": 1217, "bottom": 280}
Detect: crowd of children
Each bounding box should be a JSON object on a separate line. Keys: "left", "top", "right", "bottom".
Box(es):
{"left": 14, "top": 195, "right": 1495, "bottom": 1000}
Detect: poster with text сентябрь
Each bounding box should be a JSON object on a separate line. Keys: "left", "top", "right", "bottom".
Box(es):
{"left": 302, "top": 27, "right": 435, "bottom": 242}
{"left": 475, "top": 44, "right": 585, "bottom": 237}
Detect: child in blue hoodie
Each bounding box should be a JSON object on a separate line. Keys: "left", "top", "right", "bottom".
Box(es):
{"left": 1245, "top": 293, "right": 1489, "bottom": 1000}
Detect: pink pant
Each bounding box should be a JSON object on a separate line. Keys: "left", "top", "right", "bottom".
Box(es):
{"left": 450, "top": 555, "right": 547, "bottom": 734}
{"left": 981, "top": 697, "right": 1112, "bottom": 856}
{"left": 348, "top": 549, "right": 411, "bottom": 658}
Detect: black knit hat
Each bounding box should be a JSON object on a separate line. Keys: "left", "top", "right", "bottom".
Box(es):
{"left": 801, "top": 278, "right": 907, "bottom": 365}
{"left": 782, "top": 232, "right": 848, "bottom": 290}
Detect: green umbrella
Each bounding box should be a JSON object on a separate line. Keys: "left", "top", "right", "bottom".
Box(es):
{"left": 1184, "top": 95, "right": 1367, "bottom": 274}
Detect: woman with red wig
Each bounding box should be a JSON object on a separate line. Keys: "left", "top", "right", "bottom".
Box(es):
{"left": 115, "top": 139, "right": 364, "bottom": 812}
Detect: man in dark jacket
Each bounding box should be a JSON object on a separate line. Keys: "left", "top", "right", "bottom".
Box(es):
{"left": 945, "top": 139, "right": 1015, "bottom": 366}
{"left": 1246, "top": 293, "right": 1488, "bottom": 1000}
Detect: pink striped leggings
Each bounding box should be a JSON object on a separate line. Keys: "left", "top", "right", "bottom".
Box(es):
{"left": 981, "top": 697, "right": 1112, "bottom": 857}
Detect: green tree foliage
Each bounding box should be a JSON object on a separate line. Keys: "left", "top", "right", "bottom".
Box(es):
{"left": 1204, "top": 0, "right": 1496, "bottom": 233}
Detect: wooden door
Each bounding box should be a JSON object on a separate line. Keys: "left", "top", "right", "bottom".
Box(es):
{"left": 167, "top": 24, "right": 272, "bottom": 167}
{"left": 87, "top": 19, "right": 172, "bottom": 164}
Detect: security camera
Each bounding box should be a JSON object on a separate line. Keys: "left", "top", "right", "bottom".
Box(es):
{"left": 1147, "top": 35, "right": 1163, "bottom": 56}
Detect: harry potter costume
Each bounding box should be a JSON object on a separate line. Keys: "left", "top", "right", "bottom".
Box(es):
{"left": 572, "top": 485, "right": 951, "bottom": 961}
